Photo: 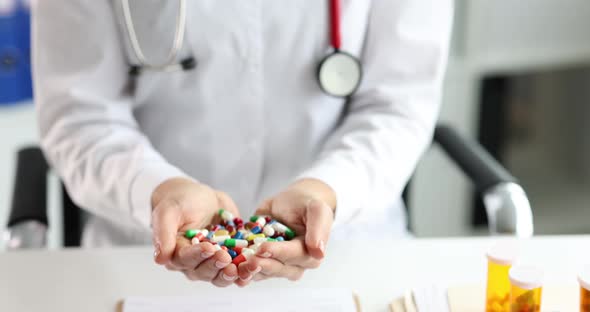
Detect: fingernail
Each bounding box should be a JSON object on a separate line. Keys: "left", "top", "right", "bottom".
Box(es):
{"left": 318, "top": 240, "right": 325, "bottom": 253}
{"left": 153, "top": 243, "right": 161, "bottom": 259}
{"left": 215, "top": 261, "right": 229, "bottom": 269}
{"left": 201, "top": 252, "right": 214, "bottom": 259}
{"left": 239, "top": 274, "right": 252, "bottom": 281}
{"left": 248, "top": 266, "right": 261, "bottom": 274}
{"left": 258, "top": 252, "right": 271, "bottom": 258}
{"left": 222, "top": 273, "right": 237, "bottom": 281}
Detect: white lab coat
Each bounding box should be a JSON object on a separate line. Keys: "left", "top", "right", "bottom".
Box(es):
{"left": 32, "top": 0, "right": 452, "bottom": 246}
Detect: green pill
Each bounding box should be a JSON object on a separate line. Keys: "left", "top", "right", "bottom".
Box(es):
{"left": 267, "top": 238, "right": 277, "bottom": 242}
{"left": 224, "top": 239, "right": 236, "bottom": 248}
{"left": 185, "top": 229, "right": 198, "bottom": 239}
{"left": 249, "top": 215, "right": 259, "bottom": 222}
{"left": 285, "top": 228, "right": 295, "bottom": 239}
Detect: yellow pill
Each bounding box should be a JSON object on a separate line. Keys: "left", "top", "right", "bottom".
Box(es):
{"left": 247, "top": 233, "right": 265, "bottom": 241}
{"left": 214, "top": 230, "right": 229, "bottom": 236}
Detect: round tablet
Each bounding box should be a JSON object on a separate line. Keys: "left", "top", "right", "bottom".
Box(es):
{"left": 317, "top": 51, "right": 362, "bottom": 97}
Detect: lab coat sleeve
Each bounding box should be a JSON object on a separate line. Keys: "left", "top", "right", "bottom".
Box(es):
{"left": 33, "top": 0, "right": 186, "bottom": 230}
{"left": 298, "top": 0, "right": 453, "bottom": 227}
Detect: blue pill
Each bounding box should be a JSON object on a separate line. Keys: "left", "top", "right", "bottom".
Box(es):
{"left": 206, "top": 231, "right": 214, "bottom": 239}
{"left": 234, "top": 231, "right": 243, "bottom": 240}
{"left": 276, "top": 236, "right": 285, "bottom": 242}
{"left": 227, "top": 221, "right": 235, "bottom": 227}
{"left": 228, "top": 249, "right": 237, "bottom": 259}
{"left": 251, "top": 226, "right": 262, "bottom": 234}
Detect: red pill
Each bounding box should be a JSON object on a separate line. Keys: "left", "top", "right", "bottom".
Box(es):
{"left": 265, "top": 216, "right": 272, "bottom": 223}
{"left": 233, "top": 247, "right": 243, "bottom": 254}
{"left": 245, "top": 222, "right": 257, "bottom": 230}
{"left": 211, "top": 225, "right": 221, "bottom": 231}
{"left": 226, "top": 225, "right": 235, "bottom": 235}
{"left": 232, "top": 254, "right": 247, "bottom": 266}
{"left": 195, "top": 232, "right": 205, "bottom": 242}
{"left": 234, "top": 217, "right": 243, "bottom": 224}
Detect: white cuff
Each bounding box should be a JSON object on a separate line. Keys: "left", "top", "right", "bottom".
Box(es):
{"left": 297, "top": 158, "right": 368, "bottom": 229}
{"left": 129, "top": 162, "right": 188, "bottom": 228}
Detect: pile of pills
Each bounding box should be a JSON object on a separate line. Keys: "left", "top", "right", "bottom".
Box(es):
{"left": 183, "top": 209, "right": 296, "bottom": 266}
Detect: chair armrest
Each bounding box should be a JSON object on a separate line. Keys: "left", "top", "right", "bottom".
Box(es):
{"left": 433, "top": 125, "right": 534, "bottom": 237}
{"left": 4, "top": 220, "right": 47, "bottom": 249}
{"left": 5, "top": 147, "right": 50, "bottom": 249}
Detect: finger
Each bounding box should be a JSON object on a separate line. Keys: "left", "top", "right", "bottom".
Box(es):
{"left": 255, "top": 239, "right": 306, "bottom": 264}
{"left": 304, "top": 199, "right": 334, "bottom": 259}
{"left": 247, "top": 256, "right": 306, "bottom": 281}
{"left": 152, "top": 199, "right": 182, "bottom": 264}
{"left": 235, "top": 262, "right": 256, "bottom": 287}
{"left": 191, "top": 249, "right": 232, "bottom": 281}
{"left": 254, "top": 198, "right": 273, "bottom": 216}
{"left": 170, "top": 241, "right": 217, "bottom": 269}
{"left": 211, "top": 264, "right": 238, "bottom": 287}
{"left": 216, "top": 191, "right": 241, "bottom": 218}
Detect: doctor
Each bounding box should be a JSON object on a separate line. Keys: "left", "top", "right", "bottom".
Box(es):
{"left": 33, "top": 0, "right": 452, "bottom": 287}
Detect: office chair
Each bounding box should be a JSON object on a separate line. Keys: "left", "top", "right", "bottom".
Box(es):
{"left": 4, "top": 124, "right": 534, "bottom": 249}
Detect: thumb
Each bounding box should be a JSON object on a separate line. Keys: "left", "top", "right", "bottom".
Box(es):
{"left": 216, "top": 191, "right": 241, "bottom": 218}
{"left": 151, "top": 199, "right": 182, "bottom": 265}
{"left": 304, "top": 199, "right": 334, "bottom": 260}
{"left": 255, "top": 198, "right": 273, "bottom": 216}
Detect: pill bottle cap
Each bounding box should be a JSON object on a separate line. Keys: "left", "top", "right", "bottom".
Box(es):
{"left": 578, "top": 265, "right": 590, "bottom": 291}
{"left": 509, "top": 265, "right": 544, "bottom": 290}
{"left": 486, "top": 241, "right": 518, "bottom": 265}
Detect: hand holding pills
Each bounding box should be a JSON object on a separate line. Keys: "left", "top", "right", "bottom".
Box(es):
{"left": 235, "top": 178, "right": 336, "bottom": 287}
{"left": 150, "top": 177, "right": 242, "bottom": 287}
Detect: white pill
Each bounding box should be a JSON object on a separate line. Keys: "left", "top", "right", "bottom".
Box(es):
{"left": 263, "top": 225, "right": 275, "bottom": 237}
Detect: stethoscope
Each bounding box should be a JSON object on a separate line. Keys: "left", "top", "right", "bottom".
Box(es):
{"left": 121, "top": 0, "right": 362, "bottom": 97}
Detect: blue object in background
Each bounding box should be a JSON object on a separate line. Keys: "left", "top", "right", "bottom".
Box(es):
{"left": 0, "top": 0, "right": 32, "bottom": 105}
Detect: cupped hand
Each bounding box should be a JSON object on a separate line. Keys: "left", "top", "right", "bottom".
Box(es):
{"left": 150, "top": 177, "right": 241, "bottom": 287}
{"left": 236, "top": 178, "right": 336, "bottom": 286}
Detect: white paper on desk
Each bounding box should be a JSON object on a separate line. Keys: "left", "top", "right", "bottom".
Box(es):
{"left": 123, "top": 288, "right": 357, "bottom": 312}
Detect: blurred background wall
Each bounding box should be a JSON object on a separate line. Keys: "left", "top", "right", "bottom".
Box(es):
{"left": 1, "top": 0, "right": 590, "bottom": 250}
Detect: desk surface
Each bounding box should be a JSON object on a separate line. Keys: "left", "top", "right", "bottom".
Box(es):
{"left": 0, "top": 236, "right": 588, "bottom": 312}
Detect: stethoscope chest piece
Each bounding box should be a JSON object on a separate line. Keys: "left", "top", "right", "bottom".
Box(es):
{"left": 317, "top": 51, "right": 362, "bottom": 97}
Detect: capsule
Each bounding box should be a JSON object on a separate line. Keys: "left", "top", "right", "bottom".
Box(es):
{"left": 218, "top": 209, "right": 234, "bottom": 222}
{"left": 191, "top": 237, "right": 200, "bottom": 245}
{"left": 276, "top": 236, "right": 285, "bottom": 242}
{"left": 224, "top": 239, "right": 248, "bottom": 248}
{"left": 228, "top": 249, "right": 238, "bottom": 259}
{"left": 272, "top": 222, "right": 288, "bottom": 233}
{"left": 231, "top": 248, "right": 255, "bottom": 266}
{"left": 233, "top": 231, "right": 244, "bottom": 240}
{"left": 247, "top": 233, "right": 265, "bottom": 241}
{"left": 253, "top": 237, "right": 267, "bottom": 245}
{"left": 263, "top": 225, "right": 275, "bottom": 237}
{"left": 251, "top": 225, "right": 262, "bottom": 234}
{"left": 184, "top": 229, "right": 198, "bottom": 239}
{"left": 214, "top": 230, "right": 229, "bottom": 237}
{"left": 211, "top": 235, "right": 231, "bottom": 243}
{"left": 253, "top": 216, "right": 266, "bottom": 227}
{"left": 194, "top": 232, "right": 205, "bottom": 242}
{"left": 245, "top": 222, "right": 258, "bottom": 230}
{"left": 233, "top": 246, "right": 243, "bottom": 254}
{"left": 285, "top": 228, "right": 295, "bottom": 239}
